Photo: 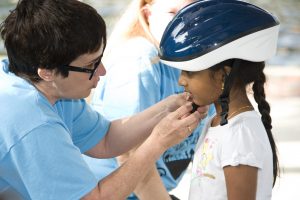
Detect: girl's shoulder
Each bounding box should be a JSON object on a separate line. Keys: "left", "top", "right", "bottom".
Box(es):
{"left": 207, "top": 111, "right": 267, "bottom": 143}
{"left": 221, "top": 110, "right": 270, "bottom": 145}
{"left": 229, "top": 110, "right": 263, "bottom": 130}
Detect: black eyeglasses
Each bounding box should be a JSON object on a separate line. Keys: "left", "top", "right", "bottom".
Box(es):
{"left": 64, "top": 57, "right": 102, "bottom": 80}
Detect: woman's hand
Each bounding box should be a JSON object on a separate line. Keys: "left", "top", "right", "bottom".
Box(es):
{"left": 162, "top": 92, "right": 191, "bottom": 114}
{"left": 149, "top": 102, "right": 206, "bottom": 151}
{"left": 163, "top": 92, "right": 209, "bottom": 116}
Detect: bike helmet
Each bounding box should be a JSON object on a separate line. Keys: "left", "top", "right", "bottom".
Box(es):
{"left": 159, "top": 0, "right": 280, "bottom": 125}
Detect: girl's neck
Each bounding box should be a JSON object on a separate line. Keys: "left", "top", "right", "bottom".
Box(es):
{"left": 212, "top": 88, "right": 253, "bottom": 127}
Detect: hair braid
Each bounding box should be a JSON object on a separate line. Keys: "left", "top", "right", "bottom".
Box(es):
{"left": 252, "top": 70, "right": 279, "bottom": 186}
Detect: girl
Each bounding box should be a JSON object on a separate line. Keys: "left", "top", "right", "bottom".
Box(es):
{"left": 159, "top": 0, "right": 279, "bottom": 199}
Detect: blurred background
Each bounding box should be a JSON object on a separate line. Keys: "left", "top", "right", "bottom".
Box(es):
{"left": 1, "top": 0, "right": 299, "bottom": 199}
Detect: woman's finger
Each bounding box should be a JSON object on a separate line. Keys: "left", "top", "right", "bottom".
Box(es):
{"left": 169, "top": 102, "right": 193, "bottom": 119}
{"left": 179, "top": 110, "right": 201, "bottom": 127}
{"left": 197, "top": 105, "right": 209, "bottom": 114}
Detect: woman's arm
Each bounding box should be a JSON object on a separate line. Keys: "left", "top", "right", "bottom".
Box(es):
{"left": 82, "top": 101, "right": 202, "bottom": 200}
{"left": 134, "top": 165, "right": 172, "bottom": 200}
{"left": 224, "top": 165, "right": 258, "bottom": 200}
{"left": 116, "top": 145, "right": 171, "bottom": 200}
{"left": 87, "top": 93, "right": 208, "bottom": 158}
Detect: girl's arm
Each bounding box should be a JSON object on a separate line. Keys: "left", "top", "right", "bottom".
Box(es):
{"left": 224, "top": 165, "right": 258, "bottom": 200}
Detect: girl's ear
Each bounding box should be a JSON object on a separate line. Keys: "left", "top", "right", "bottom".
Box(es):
{"left": 224, "top": 65, "right": 232, "bottom": 76}
{"left": 37, "top": 68, "right": 55, "bottom": 82}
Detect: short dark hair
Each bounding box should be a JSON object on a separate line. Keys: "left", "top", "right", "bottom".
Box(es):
{"left": 0, "top": 0, "right": 106, "bottom": 82}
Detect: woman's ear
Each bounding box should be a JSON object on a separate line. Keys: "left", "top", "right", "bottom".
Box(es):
{"left": 37, "top": 68, "right": 55, "bottom": 82}
{"left": 141, "top": 3, "right": 151, "bottom": 22}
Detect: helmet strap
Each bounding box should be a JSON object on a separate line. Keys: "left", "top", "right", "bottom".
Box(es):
{"left": 218, "top": 59, "right": 241, "bottom": 126}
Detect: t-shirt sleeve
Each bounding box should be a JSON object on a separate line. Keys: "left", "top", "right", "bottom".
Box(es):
{"left": 2, "top": 124, "right": 98, "bottom": 200}
{"left": 220, "top": 123, "right": 266, "bottom": 169}
{"left": 69, "top": 100, "right": 110, "bottom": 153}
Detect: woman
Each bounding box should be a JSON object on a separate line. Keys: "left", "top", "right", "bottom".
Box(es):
{"left": 0, "top": 0, "right": 205, "bottom": 199}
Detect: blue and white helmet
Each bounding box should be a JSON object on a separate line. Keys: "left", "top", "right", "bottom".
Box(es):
{"left": 159, "top": 0, "right": 280, "bottom": 71}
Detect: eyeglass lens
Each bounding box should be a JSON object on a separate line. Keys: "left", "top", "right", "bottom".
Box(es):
{"left": 89, "top": 59, "right": 101, "bottom": 80}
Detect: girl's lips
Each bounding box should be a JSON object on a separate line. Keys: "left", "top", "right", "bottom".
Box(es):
{"left": 185, "top": 91, "right": 194, "bottom": 101}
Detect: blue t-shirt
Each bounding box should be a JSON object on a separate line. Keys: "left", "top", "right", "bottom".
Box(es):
{"left": 0, "top": 59, "right": 110, "bottom": 199}
{"left": 83, "top": 37, "right": 215, "bottom": 199}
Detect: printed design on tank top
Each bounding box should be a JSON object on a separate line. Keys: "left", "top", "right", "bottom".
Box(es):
{"left": 193, "top": 137, "right": 217, "bottom": 181}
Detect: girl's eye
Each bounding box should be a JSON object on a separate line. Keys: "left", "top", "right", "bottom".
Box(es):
{"left": 187, "top": 71, "right": 194, "bottom": 76}
{"left": 183, "top": 70, "right": 194, "bottom": 76}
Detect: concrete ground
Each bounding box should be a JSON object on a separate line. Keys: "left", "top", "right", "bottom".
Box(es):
{"left": 171, "top": 66, "right": 300, "bottom": 199}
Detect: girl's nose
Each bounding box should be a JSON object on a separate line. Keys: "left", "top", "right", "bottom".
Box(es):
{"left": 178, "top": 74, "right": 187, "bottom": 86}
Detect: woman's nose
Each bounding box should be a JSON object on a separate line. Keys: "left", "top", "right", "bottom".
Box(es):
{"left": 96, "top": 62, "right": 106, "bottom": 76}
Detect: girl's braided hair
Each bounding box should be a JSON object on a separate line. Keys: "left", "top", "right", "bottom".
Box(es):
{"left": 210, "top": 59, "right": 279, "bottom": 186}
